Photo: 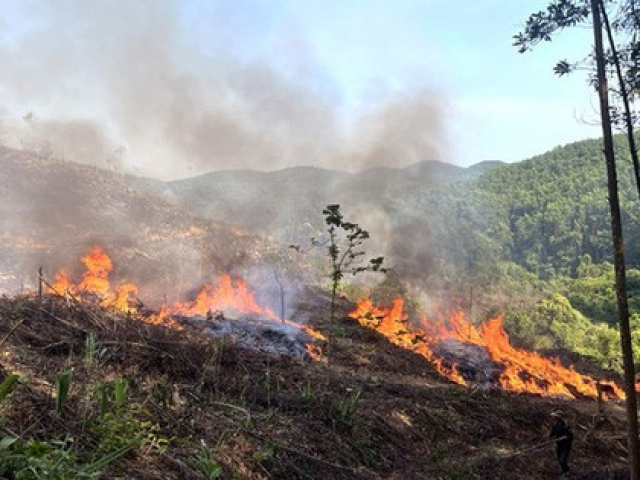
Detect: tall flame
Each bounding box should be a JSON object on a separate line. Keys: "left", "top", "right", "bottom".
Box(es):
{"left": 78, "top": 246, "right": 112, "bottom": 295}
{"left": 48, "top": 246, "right": 324, "bottom": 358}
{"left": 350, "top": 297, "right": 623, "bottom": 399}
{"left": 51, "top": 246, "right": 113, "bottom": 299}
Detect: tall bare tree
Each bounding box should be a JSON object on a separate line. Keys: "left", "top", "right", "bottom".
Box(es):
{"left": 515, "top": 1, "right": 640, "bottom": 476}
{"left": 515, "top": 1, "right": 640, "bottom": 201}
{"left": 591, "top": 2, "right": 639, "bottom": 477}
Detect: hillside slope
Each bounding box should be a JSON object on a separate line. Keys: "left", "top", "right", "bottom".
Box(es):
{"left": 0, "top": 146, "right": 268, "bottom": 301}
{"left": 137, "top": 135, "right": 640, "bottom": 282}
{"left": 0, "top": 291, "right": 629, "bottom": 479}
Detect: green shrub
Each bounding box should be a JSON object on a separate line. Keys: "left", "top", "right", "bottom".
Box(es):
{"left": 191, "top": 442, "right": 224, "bottom": 479}
{"left": 334, "top": 388, "right": 362, "bottom": 430}
{"left": 89, "top": 410, "right": 168, "bottom": 456}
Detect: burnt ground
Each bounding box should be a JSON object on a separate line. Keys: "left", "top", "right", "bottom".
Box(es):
{"left": 0, "top": 290, "right": 633, "bottom": 479}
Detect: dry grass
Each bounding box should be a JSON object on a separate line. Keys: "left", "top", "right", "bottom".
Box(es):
{"left": 0, "top": 292, "right": 632, "bottom": 479}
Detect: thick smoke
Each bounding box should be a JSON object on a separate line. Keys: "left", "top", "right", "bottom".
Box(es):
{"left": 0, "top": 0, "right": 449, "bottom": 178}
{"left": 346, "top": 91, "right": 448, "bottom": 171}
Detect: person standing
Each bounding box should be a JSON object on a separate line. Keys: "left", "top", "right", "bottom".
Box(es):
{"left": 550, "top": 410, "right": 573, "bottom": 475}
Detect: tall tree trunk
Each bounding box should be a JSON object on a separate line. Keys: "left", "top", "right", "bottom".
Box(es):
{"left": 599, "top": 0, "right": 640, "bottom": 203}
{"left": 591, "top": 2, "right": 640, "bottom": 478}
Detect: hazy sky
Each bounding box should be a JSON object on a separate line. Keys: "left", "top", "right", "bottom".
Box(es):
{"left": 0, "top": 1, "right": 600, "bottom": 178}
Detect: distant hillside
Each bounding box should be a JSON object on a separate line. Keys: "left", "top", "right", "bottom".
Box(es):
{"left": 7, "top": 135, "right": 640, "bottom": 300}
{"left": 135, "top": 135, "right": 640, "bottom": 284}
{"left": 474, "top": 135, "right": 640, "bottom": 277}
{"left": 150, "top": 161, "right": 497, "bottom": 238}
{"left": 134, "top": 160, "right": 503, "bottom": 282}
{"left": 0, "top": 146, "right": 267, "bottom": 300}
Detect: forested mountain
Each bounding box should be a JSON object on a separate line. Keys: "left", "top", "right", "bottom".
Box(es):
{"left": 131, "top": 134, "right": 640, "bottom": 370}
{"left": 384, "top": 134, "right": 640, "bottom": 284}
{"left": 141, "top": 135, "right": 640, "bottom": 284}
{"left": 475, "top": 136, "right": 640, "bottom": 277}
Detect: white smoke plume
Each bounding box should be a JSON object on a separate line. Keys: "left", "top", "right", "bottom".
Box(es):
{"left": 0, "top": 0, "right": 449, "bottom": 179}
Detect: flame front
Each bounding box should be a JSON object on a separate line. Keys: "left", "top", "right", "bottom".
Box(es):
{"left": 350, "top": 298, "right": 623, "bottom": 399}
{"left": 170, "top": 276, "right": 277, "bottom": 319}
{"left": 164, "top": 275, "right": 325, "bottom": 357}
{"left": 48, "top": 246, "right": 324, "bottom": 359}
{"left": 52, "top": 246, "right": 118, "bottom": 302}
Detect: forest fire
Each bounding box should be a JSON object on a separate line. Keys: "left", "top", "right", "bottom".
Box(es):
{"left": 48, "top": 246, "right": 324, "bottom": 359}
{"left": 170, "top": 275, "right": 278, "bottom": 320}
{"left": 51, "top": 246, "right": 139, "bottom": 312}
{"left": 43, "top": 246, "right": 622, "bottom": 395}
{"left": 350, "top": 297, "right": 624, "bottom": 400}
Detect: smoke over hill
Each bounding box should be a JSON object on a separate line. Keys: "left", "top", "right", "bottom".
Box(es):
{"left": 0, "top": 147, "right": 273, "bottom": 299}
{"left": 0, "top": 0, "right": 449, "bottom": 179}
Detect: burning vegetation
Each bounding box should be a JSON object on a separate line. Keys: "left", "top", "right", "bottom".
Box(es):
{"left": 0, "top": 242, "right": 632, "bottom": 478}
{"left": 43, "top": 245, "right": 622, "bottom": 402}
{"left": 46, "top": 245, "right": 325, "bottom": 360}
{"left": 350, "top": 298, "right": 623, "bottom": 400}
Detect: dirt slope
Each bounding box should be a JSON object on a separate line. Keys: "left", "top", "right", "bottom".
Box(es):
{"left": 0, "top": 146, "right": 269, "bottom": 300}
{"left": 0, "top": 290, "right": 630, "bottom": 479}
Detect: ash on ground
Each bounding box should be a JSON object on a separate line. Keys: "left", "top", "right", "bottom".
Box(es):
{"left": 431, "top": 339, "right": 502, "bottom": 386}
{"left": 181, "top": 314, "right": 317, "bottom": 360}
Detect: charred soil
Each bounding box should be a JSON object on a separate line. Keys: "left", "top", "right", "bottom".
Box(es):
{"left": 0, "top": 291, "right": 631, "bottom": 479}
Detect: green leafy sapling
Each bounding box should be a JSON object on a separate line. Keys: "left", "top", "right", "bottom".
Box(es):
{"left": 321, "top": 204, "right": 386, "bottom": 324}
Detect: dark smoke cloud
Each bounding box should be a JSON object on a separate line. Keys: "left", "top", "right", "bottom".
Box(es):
{"left": 0, "top": 0, "right": 449, "bottom": 179}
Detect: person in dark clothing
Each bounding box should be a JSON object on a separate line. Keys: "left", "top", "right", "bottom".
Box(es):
{"left": 550, "top": 410, "right": 573, "bottom": 475}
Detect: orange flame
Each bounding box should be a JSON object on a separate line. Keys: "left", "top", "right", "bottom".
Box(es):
{"left": 51, "top": 246, "right": 112, "bottom": 299}
{"left": 170, "top": 276, "right": 277, "bottom": 319}
{"left": 78, "top": 246, "right": 112, "bottom": 295}
{"left": 166, "top": 275, "right": 325, "bottom": 358}
{"left": 107, "top": 283, "right": 139, "bottom": 311}
{"left": 51, "top": 269, "right": 74, "bottom": 295}
{"left": 350, "top": 298, "right": 623, "bottom": 399}
{"left": 48, "top": 246, "right": 324, "bottom": 358}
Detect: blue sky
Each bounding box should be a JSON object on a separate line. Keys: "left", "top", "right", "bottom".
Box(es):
{"left": 0, "top": 1, "right": 601, "bottom": 177}
{"left": 188, "top": 0, "right": 598, "bottom": 165}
